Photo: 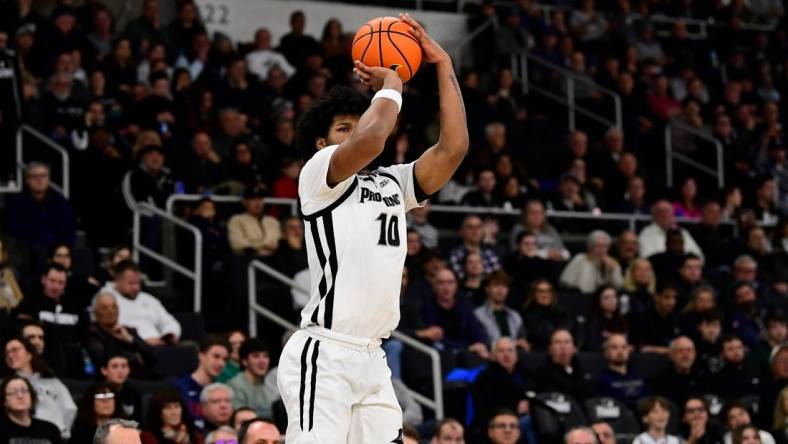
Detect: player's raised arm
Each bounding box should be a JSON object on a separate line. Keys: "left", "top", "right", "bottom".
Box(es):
{"left": 400, "top": 13, "right": 469, "bottom": 195}
{"left": 326, "top": 62, "right": 403, "bottom": 186}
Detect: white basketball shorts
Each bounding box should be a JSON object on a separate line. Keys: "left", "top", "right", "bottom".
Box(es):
{"left": 277, "top": 327, "right": 404, "bottom": 443}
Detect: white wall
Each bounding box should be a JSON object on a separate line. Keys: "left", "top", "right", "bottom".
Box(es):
{"left": 193, "top": 0, "right": 468, "bottom": 49}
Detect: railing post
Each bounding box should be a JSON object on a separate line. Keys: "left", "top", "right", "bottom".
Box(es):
{"left": 193, "top": 230, "right": 203, "bottom": 313}
{"left": 613, "top": 94, "right": 622, "bottom": 130}
{"left": 521, "top": 52, "right": 528, "bottom": 95}
{"left": 567, "top": 76, "right": 575, "bottom": 131}
{"left": 248, "top": 265, "right": 257, "bottom": 338}
{"left": 715, "top": 141, "right": 724, "bottom": 189}
{"left": 665, "top": 124, "right": 673, "bottom": 187}
{"left": 132, "top": 208, "right": 141, "bottom": 264}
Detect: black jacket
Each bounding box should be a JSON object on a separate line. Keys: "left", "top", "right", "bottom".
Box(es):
{"left": 533, "top": 358, "right": 595, "bottom": 401}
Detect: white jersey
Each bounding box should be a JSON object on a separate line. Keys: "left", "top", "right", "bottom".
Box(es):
{"left": 298, "top": 145, "right": 424, "bottom": 340}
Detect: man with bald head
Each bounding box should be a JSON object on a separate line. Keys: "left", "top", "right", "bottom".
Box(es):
{"left": 85, "top": 292, "right": 157, "bottom": 379}
{"left": 238, "top": 418, "right": 281, "bottom": 444}
{"left": 638, "top": 200, "right": 704, "bottom": 259}
{"left": 565, "top": 426, "right": 598, "bottom": 444}
{"left": 472, "top": 338, "right": 536, "bottom": 443}
{"left": 651, "top": 336, "right": 707, "bottom": 406}
{"left": 431, "top": 418, "right": 465, "bottom": 444}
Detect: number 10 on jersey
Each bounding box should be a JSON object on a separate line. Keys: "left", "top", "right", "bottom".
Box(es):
{"left": 376, "top": 213, "right": 400, "bottom": 246}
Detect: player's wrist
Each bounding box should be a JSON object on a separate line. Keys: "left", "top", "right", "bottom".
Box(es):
{"left": 382, "top": 72, "right": 403, "bottom": 92}
{"left": 372, "top": 89, "right": 403, "bottom": 113}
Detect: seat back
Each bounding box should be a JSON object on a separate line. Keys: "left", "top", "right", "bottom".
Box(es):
{"left": 532, "top": 392, "right": 588, "bottom": 444}
{"left": 174, "top": 312, "right": 207, "bottom": 342}
{"left": 584, "top": 397, "right": 641, "bottom": 444}
{"left": 152, "top": 344, "right": 199, "bottom": 377}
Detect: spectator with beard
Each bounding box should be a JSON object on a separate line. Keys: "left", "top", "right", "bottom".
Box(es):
{"left": 597, "top": 334, "right": 648, "bottom": 410}
{"left": 100, "top": 260, "right": 181, "bottom": 345}
{"left": 651, "top": 336, "right": 707, "bottom": 406}
{"left": 461, "top": 169, "right": 500, "bottom": 207}
{"left": 711, "top": 335, "right": 762, "bottom": 400}
{"left": 728, "top": 282, "right": 767, "bottom": 347}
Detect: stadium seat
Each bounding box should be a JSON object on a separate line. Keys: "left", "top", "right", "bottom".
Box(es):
{"left": 520, "top": 352, "right": 548, "bottom": 375}
{"left": 577, "top": 352, "right": 606, "bottom": 381}
{"left": 584, "top": 397, "right": 641, "bottom": 444}
{"left": 152, "top": 344, "right": 198, "bottom": 378}
{"left": 174, "top": 312, "right": 207, "bottom": 342}
{"left": 630, "top": 353, "right": 671, "bottom": 381}
{"left": 557, "top": 291, "right": 591, "bottom": 323}
{"left": 62, "top": 377, "right": 92, "bottom": 401}
{"left": 531, "top": 392, "right": 588, "bottom": 444}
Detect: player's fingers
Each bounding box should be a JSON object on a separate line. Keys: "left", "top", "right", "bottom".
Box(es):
{"left": 400, "top": 13, "right": 426, "bottom": 34}
{"left": 354, "top": 60, "right": 374, "bottom": 75}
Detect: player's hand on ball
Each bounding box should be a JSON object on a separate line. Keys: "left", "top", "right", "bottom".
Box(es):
{"left": 354, "top": 60, "right": 402, "bottom": 92}
{"left": 399, "top": 13, "right": 449, "bottom": 64}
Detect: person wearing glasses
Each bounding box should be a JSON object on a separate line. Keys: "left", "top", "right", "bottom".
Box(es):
{"left": 679, "top": 396, "right": 724, "bottom": 444}
{"left": 70, "top": 382, "right": 118, "bottom": 443}
{"left": 488, "top": 410, "right": 520, "bottom": 444}
{"left": 3, "top": 336, "right": 77, "bottom": 439}
{"left": 0, "top": 375, "right": 62, "bottom": 444}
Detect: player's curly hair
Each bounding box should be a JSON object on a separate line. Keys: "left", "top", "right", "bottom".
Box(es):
{"left": 295, "top": 85, "right": 369, "bottom": 161}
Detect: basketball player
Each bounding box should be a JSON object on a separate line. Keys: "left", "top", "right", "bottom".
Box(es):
{"left": 277, "top": 13, "right": 467, "bottom": 444}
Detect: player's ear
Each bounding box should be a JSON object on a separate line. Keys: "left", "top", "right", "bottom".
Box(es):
{"left": 316, "top": 137, "right": 327, "bottom": 149}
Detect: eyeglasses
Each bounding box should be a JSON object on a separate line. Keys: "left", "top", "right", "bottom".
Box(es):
{"left": 95, "top": 392, "right": 115, "bottom": 400}
{"left": 6, "top": 388, "right": 30, "bottom": 397}
{"left": 490, "top": 423, "right": 518, "bottom": 430}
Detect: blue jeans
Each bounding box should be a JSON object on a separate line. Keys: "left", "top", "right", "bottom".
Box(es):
{"left": 382, "top": 338, "right": 404, "bottom": 380}
{"left": 520, "top": 414, "right": 538, "bottom": 444}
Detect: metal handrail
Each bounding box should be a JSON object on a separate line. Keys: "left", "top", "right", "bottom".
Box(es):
{"left": 247, "top": 259, "right": 444, "bottom": 419}
{"left": 450, "top": 16, "right": 495, "bottom": 69}
{"left": 133, "top": 202, "right": 204, "bottom": 312}
{"left": 0, "top": 125, "right": 71, "bottom": 197}
{"left": 166, "top": 194, "right": 731, "bottom": 230}
{"left": 664, "top": 119, "right": 724, "bottom": 188}
{"left": 511, "top": 50, "right": 622, "bottom": 131}
{"left": 165, "top": 194, "right": 299, "bottom": 216}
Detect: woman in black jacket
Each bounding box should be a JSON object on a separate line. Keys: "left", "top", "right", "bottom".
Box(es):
{"left": 521, "top": 279, "right": 571, "bottom": 351}
{"left": 70, "top": 382, "right": 117, "bottom": 444}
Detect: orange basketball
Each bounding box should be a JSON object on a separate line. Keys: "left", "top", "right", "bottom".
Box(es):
{"left": 352, "top": 16, "right": 423, "bottom": 82}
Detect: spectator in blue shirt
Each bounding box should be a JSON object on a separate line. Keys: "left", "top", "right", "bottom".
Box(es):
{"left": 422, "top": 268, "right": 489, "bottom": 358}
{"left": 175, "top": 335, "right": 230, "bottom": 430}
{"left": 449, "top": 215, "right": 501, "bottom": 281}
{"left": 597, "top": 333, "right": 648, "bottom": 410}
{"left": 6, "top": 163, "right": 76, "bottom": 252}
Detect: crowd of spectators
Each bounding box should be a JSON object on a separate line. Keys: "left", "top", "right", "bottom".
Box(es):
{"left": 0, "top": 0, "right": 787, "bottom": 442}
